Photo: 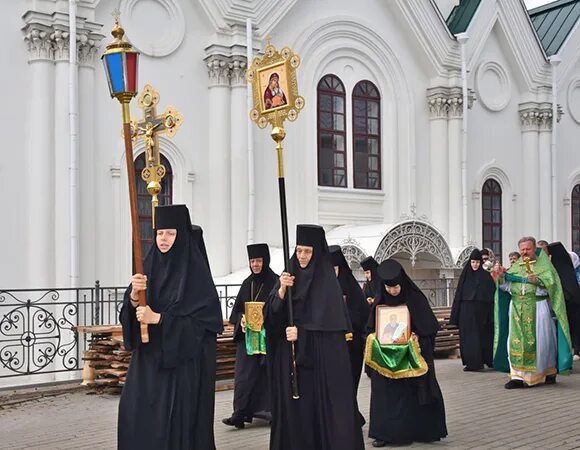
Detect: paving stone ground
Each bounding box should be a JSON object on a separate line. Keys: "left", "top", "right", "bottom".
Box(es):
{"left": 1, "top": 359, "right": 580, "bottom": 449}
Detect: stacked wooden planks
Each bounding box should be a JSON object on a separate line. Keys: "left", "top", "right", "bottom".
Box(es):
{"left": 75, "top": 321, "right": 238, "bottom": 393}
{"left": 432, "top": 306, "right": 460, "bottom": 357}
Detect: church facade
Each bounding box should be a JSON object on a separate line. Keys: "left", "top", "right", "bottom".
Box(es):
{"left": 4, "top": 0, "right": 580, "bottom": 288}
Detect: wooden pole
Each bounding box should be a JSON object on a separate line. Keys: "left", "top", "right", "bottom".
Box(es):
{"left": 121, "top": 101, "right": 149, "bottom": 343}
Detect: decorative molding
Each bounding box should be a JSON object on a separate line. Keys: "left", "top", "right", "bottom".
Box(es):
{"left": 22, "top": 10, "right": 104, "bottom": 65}
{"left": 374, "top": 219, "right": 454, "bottom": 268}
{"left": 205, "top": 55, "right": 231, "bottom": 87}
{"left": 519, "top": 102, "right": 540, "bottom": 131}
{"left": 427, "top": 86, "right": 475, "bottom": 119}
{"left": 567, "top": 77, "right": 580, "bottom": 125}
{"left": 475, "top": 61, "right": 511, "bottom": 112}
{"left": 456, "top": 245, "right": 478, "bottom": 268}
{"left": 199, "top": 0, "right": 298, "bottom": 39}
{"left": 229, "top": 56, "right": 247, "bottom": 87}
{"left": 119, "top": 0, "right": 185, "bottom": 58}
{"left": 187, "top": 172, "right": 196, "bottom": 183}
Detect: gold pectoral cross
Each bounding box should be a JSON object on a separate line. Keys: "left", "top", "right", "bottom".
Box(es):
{"left": 129, "top": 85, "right": 183, "bottom": 227}
{"left": 520, "top": 257, "right": 536, "bottom": 275}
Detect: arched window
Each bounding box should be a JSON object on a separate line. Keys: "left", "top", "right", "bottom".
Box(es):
{"left": 572, "top": 184, "right": 580, "bottom": 254}
{"left": 317, "top": 75, "right": 346, "bottom": 187}
{"left": 135, "top": 153, "right": 173, "bottom": 257}
{"left": 352, "top": 80, "right": 381, "bottom": 189}
{"left": 482, "top": 179, "right": 502, "bottom": 258}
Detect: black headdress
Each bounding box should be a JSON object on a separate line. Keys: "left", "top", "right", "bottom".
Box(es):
{"left": 548, "top": 242, "right": 580, "bottom": 305}
{"left": 290, "top": 225, "right": 351, "bottom": 332}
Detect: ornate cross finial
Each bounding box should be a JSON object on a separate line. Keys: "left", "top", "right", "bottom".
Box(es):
{"left": 265, "top": 35, "right": 272, "bottom": 47}
{"left": 410, "top": 203, "right": 417, "bottom": 218}
{"left": 111, "top": 8, "right": 121, "bottom": 25}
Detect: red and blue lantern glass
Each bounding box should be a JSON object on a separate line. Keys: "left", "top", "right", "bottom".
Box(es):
{"left": 103, "top": 51, "right": 138, "bottom": 98}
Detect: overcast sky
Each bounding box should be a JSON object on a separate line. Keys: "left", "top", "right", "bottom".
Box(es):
{"left": 524, "top": 0, "right": 555, "bottom": 9}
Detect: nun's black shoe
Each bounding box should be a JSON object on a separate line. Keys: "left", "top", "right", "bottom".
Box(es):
{"left": 545, "top": 375, "right": 557, "bottom": 385}
{"left": 504, "top": 379, "right": 525, "bottom": 389}
{"left": 372, "top": 440, "right": 387, "bottom": 448}
{"left": 463, "top": 366, "right": 483, "bottom": 372}
{"left": 222, "top": 417, "right": 245, "bottom": 429}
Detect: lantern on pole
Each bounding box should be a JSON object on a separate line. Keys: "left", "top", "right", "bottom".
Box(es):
{"left": 101, "top": 13, "right": 149, "bottom": 343}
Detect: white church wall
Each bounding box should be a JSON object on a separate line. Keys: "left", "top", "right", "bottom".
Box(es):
{"left": 0, "top": 2, "right": 32, "bottom": 288}
{"left": 467, "top": 21, "right": 526, "bottom": 263}
{"left": 93, "top": 0, "right": 214, "bottom": 284}
{"left": 556, "top": 54, "right": 580, "bottom": 249}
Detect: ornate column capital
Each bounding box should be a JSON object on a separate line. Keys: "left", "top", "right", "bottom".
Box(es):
{"left": 519, "top": 102, "right": 540, "bottom": 132}
{"left": 229, "top": 56, "right": 247, "bottom": 87}
{"left": 23, "top": 25, "right": 54, "bottom": 62}
{"left": 427, "top": 88, "right": 449, "bottom": 119}
{"left": 52, "top": 28, "right": 70, "bottom": 62}
{"left": 205, "top": 55, "right": 231, "bottom": 87}
{"left": 78, "top": 33, "right": 102, "bottom": 68}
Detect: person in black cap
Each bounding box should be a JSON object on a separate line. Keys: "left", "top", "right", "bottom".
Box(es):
{"left": 367, "top": 259, "right": 447, "bottom": 447}
{"left": 329, "top": 245, "right": 370, "bottom": 392}
{"left": 548, "top": 242, "right": 580, "bottom": 358}
{"left": 264, "top": 224, "right": 364, "bottom": 450}
{"left": 223, "top": 243, "right": 278, "bottom": 429}
{"left": 118, "top": 204, "right": 223, "bottom": 450}
{"left": 450, "top": 249, "right": 495, "bottom": 371}
{"left": 360, "top": 256, "right": 380, "bottom": 306}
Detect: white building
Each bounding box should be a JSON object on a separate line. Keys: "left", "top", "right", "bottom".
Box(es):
{"left": 4, "top": 0, "right": 580, "bottom": 289}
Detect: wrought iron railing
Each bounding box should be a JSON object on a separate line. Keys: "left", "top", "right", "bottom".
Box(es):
{"left": 0, "top": 279, "right": 456, "bottom": 384}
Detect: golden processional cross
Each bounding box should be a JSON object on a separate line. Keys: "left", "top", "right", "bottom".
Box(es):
{"left": 130, "top": 84, "right": 183, "bottom": 227}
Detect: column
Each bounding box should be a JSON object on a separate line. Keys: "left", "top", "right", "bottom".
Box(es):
{"left": 23, "top": 23, "right": 56, "bottom": 288}
{"left": 78, "top": 35, "right": 100, "bottom": 285}
{"left": 205, "top": 55, "right": 232, "bottom": 276}
{"left": 230, "top": 56, "right": 249, "bottom": 271}
{"left": 519, "top": 104, "right": 540, "bottom": 238}
{"left": 447, "top": 89, "right": 463, "bottom": 248}
{"left": 427, "top": 88, "right": 449, "bottom": 239}
{"left": 53, "top": 27, "right": 71, "bottom": 286}
{"left": 538, "top": 106, "right": 553, "bottom": 240}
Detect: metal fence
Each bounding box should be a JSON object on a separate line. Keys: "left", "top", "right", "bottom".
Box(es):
{"left": 0, "top": 279, "right": 456, "bottom": 384}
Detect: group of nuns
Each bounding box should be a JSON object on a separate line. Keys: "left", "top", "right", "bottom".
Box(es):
{"left": 118, "top": 204, "right": 448, "bottom": 450}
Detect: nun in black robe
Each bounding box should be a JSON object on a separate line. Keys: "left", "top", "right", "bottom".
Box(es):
{"left": 450, "top": 249, "right": 495, "bottom": 371}
{"left": 118, "top": 205, "right": 223, "bottom": 450}
{"left": 223, "top": 243, "right": 278, "bottom": 428}
{"left": 361, "top": 256, "right": 381, "bottom": 305}
{"left": 264, "top": 225, "right": 365, "bottom": 450}
{"left": 367, "top": 259, "right": 447, "bottom": 447}
{"left": 548, "top": 242, "right": 580, "bottom": 356}
{"left": 329, "top": 245, "right": 370, "bottom": 391}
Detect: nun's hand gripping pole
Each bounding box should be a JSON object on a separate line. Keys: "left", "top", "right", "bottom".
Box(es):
{"left": 272, "top": 124, "right": 299, "bottom": 400}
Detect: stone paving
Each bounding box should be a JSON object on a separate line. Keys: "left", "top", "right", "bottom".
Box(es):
{"left": 1, "top": 359, "right": 579, "bottom": 449}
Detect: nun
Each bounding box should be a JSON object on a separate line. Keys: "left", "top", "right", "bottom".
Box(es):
{"left": 361, "top": 256, "right": 380, "bottom": 305}
{"left": 450, "top": 249, "right": 496, "bottom": 371}
{"left": 223, "top": 243, "right": 278, "bottom": 428}
{"left": 118, "top": 204, "right": 223, "bottom": 450}
{"left": 366, "top": 259, "right": 447, "bottom": 447}
{"left": 264, "top": 224, "right": 364, "bottom": 450}
{"left": 329, "top": 245, "right": 370, "bottom": 391}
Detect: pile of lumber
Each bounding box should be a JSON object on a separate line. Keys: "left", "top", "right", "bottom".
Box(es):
{"left": 75, "top": 322, "right": 238, "bottom": 393}
{"left": 76, "top": 325, "right": 127, "bottom": 394}
{"left": 432, "top": 306, "right": 460, "bottom": 357}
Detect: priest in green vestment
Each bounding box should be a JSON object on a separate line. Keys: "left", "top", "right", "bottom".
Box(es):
{"left": 493, "top": 236, "right": 573, "bottom": 388}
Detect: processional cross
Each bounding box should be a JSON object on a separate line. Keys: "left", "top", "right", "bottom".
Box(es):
{"left": 130, "top": 84, "right": 183, "bottom": 227}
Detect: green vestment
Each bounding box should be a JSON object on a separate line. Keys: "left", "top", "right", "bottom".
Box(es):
{"left": 493, "top": 249, "right": 572, "bottom": 375}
